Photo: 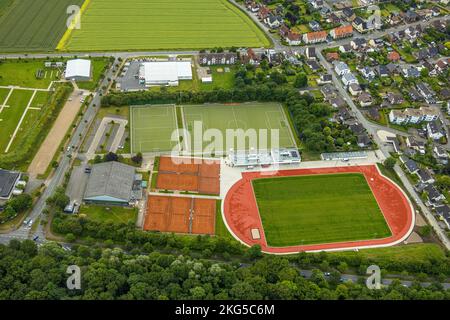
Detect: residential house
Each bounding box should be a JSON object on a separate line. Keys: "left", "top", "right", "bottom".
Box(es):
{"left": 400, "top": 156, "right": 419, "bottom": 174}
{"left": 357, "top": 134, "right": 371, "bottom": 148}
{"left": 419, "top": 106, "right": 439, "bottom": 122}
{"left": 389, "top": 109, "right": 407, "bottom": 125}
{"left": 387, "top": 51, "right": 401, "bottom": 62}
{"left": 306, "top": 60, "right": 321, "bottom": 72}
{"left": 367, "top": 107, "right": 380, "bottom": 121}
{"left": 436, "top": 205, "right": 450, "bottom": 230}
{"left": 416, "top": 168, "right": 435, "bottom": 184}
{"left": 303, "top": 31, "right": 327, "bottom": 44}
{"left": 427, "top": 120, "right": 445, "bottom": 140}
{"left": 317, "top": 74, "right": 333, "bottom": 85}
{"left": 358, "top": 66, "right": 375, "bottom": 80}
{"left": 305, "top": 47, "right": 317, "bottom": 60}
{"left": 334, "top": 61, "right": 350, "bottom": 76}
{"left": 327, "top": 13, "right": 341, "bottom": 25}
{"left": 342, "top": 7, "right": 356, "bottom": 21}
{"left": 339, "top": 44, "right": 352, "bottom": 53}
{"left": 342, "top": 72, "right": 358, "bottom": 86}
{"left": 358, "top": 92, "right": 373, "bottom": 106}
{"left": 417, "top": 83, "right": 436, "bottom": 103}
{"left": 434, "top": 145, "right": 449, "bottom": 164}
{"left": 386, "top": 92, "right": 404, "bottom": 105}
{"left": 240, "top": 48, "right": 261, "bottom": 65}
{"left": 326, "top": 52, "right": 340, "bottom": 62}
{"left": 286, "top": 31, "right": 302, "bottom": 45}
{"left": 320, "top": 84, "right": 337, "bottom": 100}
{"left": 352, "top": 17, "right": 369, "bottom": 33}
{"left": 265, "top": 14, "right": 283, "bottom": 28}
{"left": 257, "top": 6, "right": 271, "bottom": 20}
{"left": 401, "top": 66, "right": 420, "bottom": 78}
{"left": 424, "top": 184, "right": 445, "bottom": 207}
{"left": 309, "top": 20, "right": 321, "bottom": 31}
{"left": 198, "top": 53, "right": 237, "bottom": 66}
{"left": 330, "top": 97, "right": 347, "bottom": 108}
{"left": 349, "top": 83, "right": 362, "bottom": 96}
{"left": 406, "top": 136, "right": 426, "bottom": 155}
{"left": 329, "top": 25, "right": 353, "bottom": 40}
{"left": 403, "top": 10, "right": 419, "bottom": 23}
{"left": 349, "top": 122, "right": 365, "bottom": 135}
{"left": 376, "top": 65, "right": 389, "bottom": 77}
{"left": 350, "top": 38, "right": 367, "bottom": 51}
{"left": 246, "top": 1, "right": 260, "bottom": 13}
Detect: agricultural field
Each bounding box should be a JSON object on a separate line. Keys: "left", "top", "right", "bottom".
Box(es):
{"left": 60, "top": 0, "right": 271, "bottom": 51}
{"left": 0, "top": 0, "right": 84, "bottom": 52}
{"left": 252, "top": 173, "right": 391, "bottom": 247}
{"left": 182, "top": 102, "right": 296, "bottom": 153}
{"left": 130, "top": 104, "right": 179, "bottom": 153}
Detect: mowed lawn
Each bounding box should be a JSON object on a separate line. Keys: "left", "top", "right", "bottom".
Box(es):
{"left": 252, "top": 173, "right": 391, "bottom": 247}
{"left": 62, "top": 0, "right": 271, "bottom": 51}
{"left": 183, "top": 103, "right": 296, "bottom": 152}
{"left": 131, "top": 105, "right": 179, "bottom": 153}
{"left": 79, "top": 205, "right": 137, "bottom": 224}
{"left": 0, "top": 0, "right": 84, "bottom": 52}
{"left": 0, "top": 89, "right": 34, "bottom": 152}
{"left": 0, "top": 60, "right": 53, "bottom": 89}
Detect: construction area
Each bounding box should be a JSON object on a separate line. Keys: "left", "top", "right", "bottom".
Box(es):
{"left": 156, "top": 156, "right": 221, "bottom": 195}
{"left": 144, "top": 195, "right": 216, "bottom": 235}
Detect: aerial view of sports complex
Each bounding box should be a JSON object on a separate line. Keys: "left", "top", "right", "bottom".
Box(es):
{"left": 0, "top": 0, "right": 450, "bottom": 307}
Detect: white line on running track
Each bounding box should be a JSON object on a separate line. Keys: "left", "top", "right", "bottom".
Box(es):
{"left": 4, "top": 90, "right": 37, "bottom": 153}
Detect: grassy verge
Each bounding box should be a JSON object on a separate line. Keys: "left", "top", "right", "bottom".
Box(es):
{"left": 79, "top": 205, "right": 137, "bottom": 224}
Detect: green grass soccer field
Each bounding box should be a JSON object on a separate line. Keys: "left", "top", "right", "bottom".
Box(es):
{"left": 0, "top": 0, "right": 84, "bottom": 52}
{"left": 182, "top": 103, "right": 296, "bottom": 153}
{"left": 130, "top": 105, "right": 180, "bottom": 153}
{"left": 61, "top": 0, "right": 271, "bottom": 51}
{"left": 252, "top": 173, "right": 392, "bottom": 247}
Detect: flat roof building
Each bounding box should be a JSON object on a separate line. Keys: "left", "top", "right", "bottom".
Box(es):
{"left": 83, "top": 162, "right": 137, "bottom": 206}
{"left": 65, "top": 59, "right": 92, "bottom": 81}
{"left": 140, "top": 61, "right": 192, "bottom": 87}
{"left": 0, "top": 169, "right": 21, "bottom": 200}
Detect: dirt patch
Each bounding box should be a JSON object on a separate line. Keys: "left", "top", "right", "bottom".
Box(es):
{"left": 28, "top": 90, "right": 83, "bottom": 176}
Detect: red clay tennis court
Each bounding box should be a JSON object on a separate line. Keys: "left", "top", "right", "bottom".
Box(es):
{"left": 223, "top": 165, "right": 415, "bottom": 254}
{"left": 144, "top": 195, "right": 216, "bottom": 235}
{"left": 156, "top": 156, "right": 220, "bottom": 195}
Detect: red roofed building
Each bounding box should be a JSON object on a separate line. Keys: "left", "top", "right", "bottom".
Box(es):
{"left": 326, "top": 52, "right": 340, "bottom": 62}
{"left": 329, "top": 25, "right": 353, "bottom": 39}
{"left": 286, "top": 31, "right": 301, "bottom": 45}
{"left": 302, "top": 31, "right": 327, "bottom": 44}
{"left": 388, "top": 51, "right": 401, "bottom": 62}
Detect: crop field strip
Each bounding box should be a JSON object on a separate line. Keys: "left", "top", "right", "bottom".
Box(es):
{"left": 252, "top": 173, "right": 392, "bottom": 247}
{"left": 61, "top": 0, "right": 270, "bottom": 51}
{"left": 0, "top": 0, "right": 84, "bottom": 52}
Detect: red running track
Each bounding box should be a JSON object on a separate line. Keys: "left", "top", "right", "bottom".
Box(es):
{"left": 223, "top": 165, "right": 414, "bottom": 254}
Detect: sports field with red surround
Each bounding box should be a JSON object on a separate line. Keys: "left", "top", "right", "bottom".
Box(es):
{"left": 223, "top": 165, "right": 414, "bottom": 253}
{"left": 156, "top": 156, "right": 220, "bottom": 195}
{"left": 144, "top": 195, "right": 216, "bottom": 235}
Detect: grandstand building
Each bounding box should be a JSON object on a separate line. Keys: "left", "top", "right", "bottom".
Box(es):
{"left": 227, "top": 148, "right": 301, "bottom": 167}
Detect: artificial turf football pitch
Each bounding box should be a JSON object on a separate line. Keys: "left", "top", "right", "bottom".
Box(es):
{"left": 252, "top": 173, "right": 392, "bottom": 247}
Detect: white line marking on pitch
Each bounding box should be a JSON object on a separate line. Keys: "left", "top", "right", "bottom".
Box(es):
{"left": 0, "top": 88, "right": 14, "bottom": 114}
{"left": 4, "top": 90, "right": 37, "bottom": 153}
